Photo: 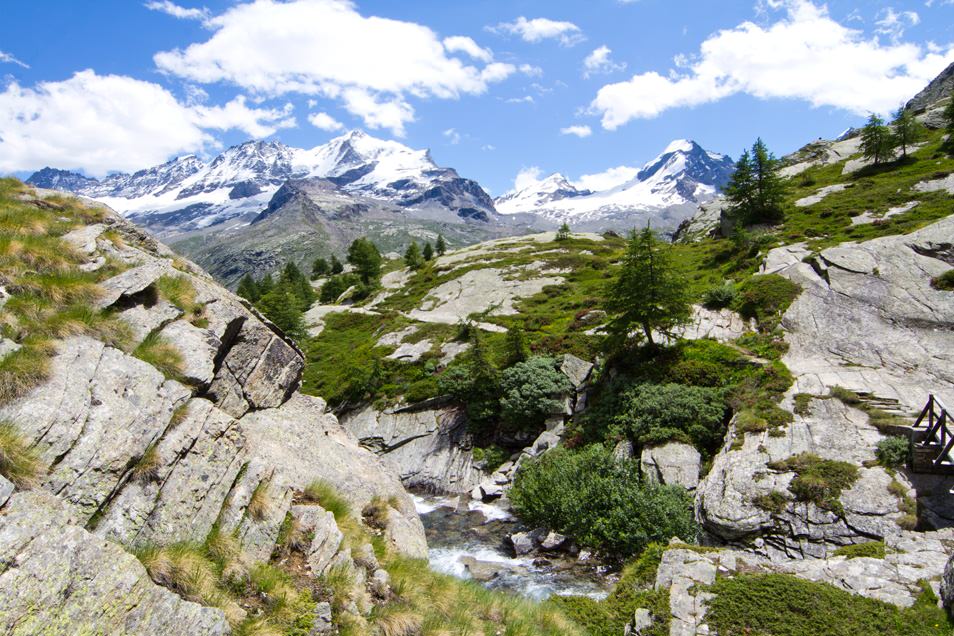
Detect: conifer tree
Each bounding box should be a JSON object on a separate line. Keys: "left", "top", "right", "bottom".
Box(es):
{"left": 423, "top": 241, "right": 434, "bottom": 261}
{"left": 347, "top": 237, "right": 382, "bottom": 284}
{"left": 258, "top": 273, "right": 275, "bottom": 296}
{"left": 891, "top": 106, "right": 922, "bottom": 158}
{"left": 725, "top": 148, "right": 756, "bottom": 227}
{"left": 330, "top": 254, "right": 344, "bottom": 275}
{"left": 505, "top": 326, "right": 529, "bottom": 366}
{"left": 860, "top": 114, "right": 896, "bottom": 165}
{"left": 750, "top": 138, "right": 785, "bottom": 222}
{"left": 606, "top": 226, "right": 690, "bottom": 348}
{"left": 311, "top": 257, "right": 330, "bottom": 279}
{"left": 435, "top": 234, "right": 447, "bottom": 256}
{"left": 555, "top": 222, "right": 571, "bottom": 241}
{"left": 404, "top": 242, "right": 424, "bottom": 270}
{"left": 236, "top": 274, "right": 259, "bottom": 303}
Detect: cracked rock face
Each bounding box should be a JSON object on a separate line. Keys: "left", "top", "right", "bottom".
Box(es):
{"left": 0, "top": 490, "right": 229, "bottom": 635}
{"left": 0, "top": 190, "right": 429, "bottom": 635}
{"left": 340, "top": 405, "right": 485, "bottom": 495}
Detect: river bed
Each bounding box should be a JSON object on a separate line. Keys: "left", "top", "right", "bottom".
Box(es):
{"left": 413, "top": 494, "right": 613, "bottom": 600}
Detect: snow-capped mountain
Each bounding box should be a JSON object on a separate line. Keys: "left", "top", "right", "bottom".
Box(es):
{"left": 495, "top": 139, "right": 734, "bottom": 232}
{"left": 27, "top": 130, "right": 497, "bottom": 235}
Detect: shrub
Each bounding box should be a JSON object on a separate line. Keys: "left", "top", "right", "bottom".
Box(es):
{"left": 793, "top": 393, "right": 813, "bottom": 416}
{"left": 609, "top": 383, "right": 726, "bottom": 451}
{"left": 754, "top": 490, "right": 789, "bottom": 514}
{"left": 471, "top": 445, "right": 509, "bottom": 472}
{"left": 767, "top": 453, "right": 859, "bottom": 514}
{"left": 701, "top": 281, "right": 737, "bottom": 309}
{"left": 319, "top": 273, "right": 361, "bottom": 304}
{"left": 0, "top": 421, "right": 43, "bottom": 488}
{"left": 499, "top": 356, "right": 572, "bottom": 428}
{"left": 833, "top": 541, "right": 886, "bottom": 559}
{"left": 876, "top": 436, "right": 909, "bottom": 469}
{"left": 509, "top": 444, "right": 696, "bottom": 559}
{"left": 706, "top": 573, "right": 951, "bottom": 636}
{"left": 733, "top": 274, "right": 801, "bottom": 329}
{"left": 931, "top": 269, "right": 954, "bottom": 291}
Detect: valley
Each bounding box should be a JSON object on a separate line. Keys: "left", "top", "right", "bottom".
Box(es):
{"left": 2, "top": 19, "right": 954, "bottom": 636}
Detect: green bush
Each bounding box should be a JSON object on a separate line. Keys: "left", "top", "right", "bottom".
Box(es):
{"left": 833, "top": 541, "right": 886, "bottom": 559}
{"left": 768, "top": 453, "right": 859, "bottom": 514}
{"left": 701, "top": 281, "right": 737, "bottom": 309}
{"left": 610, "top": 383, "right": 727, "bottom": 451}
{"left": 319, "top": 273, "right": 362, "bottom": 303}
{"left": 733, "top": 274, "right": 801, "bottom": 329}
{"left": 509, "top": 445, "right": 696, "bottom": 559}
{"left": 707, "top": 574, "right": 950, "bottom": 636}
{"left": 876, "top": 436, "right": 909, "bottom": 469}
{"left": 499, "top": 356, "right": 572, "bottom": 428}
{"left": 932, "top": 269, "right": 954, "bottom": 291}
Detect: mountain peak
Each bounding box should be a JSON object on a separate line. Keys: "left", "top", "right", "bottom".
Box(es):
{"left": 662, "top": 139, "right": 698, "bottom": 155}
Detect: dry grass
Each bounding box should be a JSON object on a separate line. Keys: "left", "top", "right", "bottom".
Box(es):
{"left": 247, "top": 480, "right": 271, "bottom": 521}
{"left": 131, "top": 443, "right": 161, "bottom": 483}
{"left": 0, "top": 421, "right": 43, "bottom": 488}
{"left": 155, "top": 274, "right": 206, "bottom": 325}
{"left": 133, "top": 331, "right": 185, "bottom": 381}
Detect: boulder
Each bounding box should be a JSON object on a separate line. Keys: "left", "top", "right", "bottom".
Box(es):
{"left": 560, "top": 354, "right": 593, "bottom": 388}
{"left": 461, "top": 556, "right": 506, "bottom": 582}
{"left": 96, "top": 261, "right": 171, "bottom": 309}
{"left": 0, "top": 475, "right": 12, "bottom": 508}
{"left": 641, "top": 442, "right": 701, "bottom": 490}
{"left": 510, "top": 531, "right": 536, "bottom": 556}
{"left": 541, "top": 531, "right": 568, "bottom": 551}
{"left": 309, "top": 602, "right": 334, "bottom": 634}
{"left": 159, "top": 319, "right": 221, "bottom": 387}
{"left": 119, "top": 299, "right": 182, "bottom": 343}
{"left": 293, "top": 504, "right": 345, "bottom": 576}
{"left": 370, "top": 568, "right": 390, "bottom": 597}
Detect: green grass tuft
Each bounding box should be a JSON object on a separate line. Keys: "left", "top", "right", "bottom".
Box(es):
{"left": 833, "top": 541, "right": 886, "bottom": 559}
{"left": 767, "top": 453, "right": 860, "bottom": 514}
{"left": 0, "top": 421, "right": 43, "bottom": 488}
{"left": 133, "top": 331, "right": 185, "bottom": 381}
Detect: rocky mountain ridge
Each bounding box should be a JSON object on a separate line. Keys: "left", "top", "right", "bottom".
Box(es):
{"left": 0, "top": 183, "right": 426, "bottom": 634}
{"left": 495, "top": 139, "right": 734, "bottom": 233}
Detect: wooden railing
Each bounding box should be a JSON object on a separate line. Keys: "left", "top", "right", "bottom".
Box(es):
{"left": 912, "top": 394, "right": 954, "bottom": 471}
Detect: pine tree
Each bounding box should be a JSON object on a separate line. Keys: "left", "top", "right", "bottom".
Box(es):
{"left": 311, "top": 257, "right": 330, "bottom": 279}
{"left": 505, "top": 326, "right": 529, "bottom": 366}
{"left": 724, "top": 149, "right": 756, "bottom": 228}
{"left": 256, "top": 289, "right": 306, "bottom": 341}
{"left": 860, "top": 114, "right": 896, "bottom": 165}
{"left": 347, "top": 237, "right": 382, "bottom": 284}
{"left": 750, "top": 138, "right": 785, "bottom": 223}
{"left": 278, "top": 262, "right": 315, "bottom": 311}
{"left": 606, "top": 226, "right": 691, "bottom": 348}
{"left": 555, "top": 222, "right": 571, "bottom": 241}
{"left": 422, "top": 241, "right": 434, "bottom": 261}
{"left": 891, "top": 106, "right": 922, "bottom": 158}
{"left": 236, "top": 274, "right": 259, "bottom": 303}
{"left": 330, "top": 254, "right": 344, "bottom": 275}
{"left": 435, "top": 234, "right": 447, "bottom": 256}
{"left": 404, "top": 242, "right": 424, "bottom": 270}
{"left": 258, "top": 273, "right": 275, "bottom": 296}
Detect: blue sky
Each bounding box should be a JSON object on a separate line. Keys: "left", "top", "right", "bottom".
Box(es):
{"left": 1, "top": 0, "right": 953, "bottom": 195}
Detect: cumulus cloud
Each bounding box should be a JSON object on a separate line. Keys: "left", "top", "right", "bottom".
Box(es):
{"left": 560, "top": 124, "right": 592, "bottom": 137}
{"left": 573, "top": 165, "right": 640, "bottom": 191}
{"left": 0, "top": 51, "right": 29, "bottom": 68}
{"left": 589, "top": 0, "right": 954, "bottom": 129}
{"left": 513, "top": 166, "right": 543, "bottom": 191}
{"left": 505, "top": 95, "right": 535, "bottom": 104}
{"left": 0, "top": 70, "right": 293, "bottom": 176}
{"left": 144, "top": 0, "right": 210, "bottom": 21}
{"left": 583, "top": 45, "right": 626, "bottom": 78}
{"left": 308, "top": 111, "right": 344, "bottom": 132}
{"left": 443, "top": 35, "right": 493, "bottom": 63}
{"left": 488, "top": 16, "right": 585, "bottom": 46}
{"left": 154, "top": 0, "right": 517, "bottom": 135}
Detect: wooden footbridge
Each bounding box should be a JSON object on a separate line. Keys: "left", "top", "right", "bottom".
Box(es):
{"left": 911, "top": 395, "right": 954, "bottom": 475}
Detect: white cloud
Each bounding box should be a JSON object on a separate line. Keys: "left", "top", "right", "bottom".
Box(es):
{"left": 583, "top": 45, "right": 627, "bottom": 78}
{"left": 560, "top": 124, "right": 592, "bottom": 137}
{"left": 443, "top": 35, "right": 493, "bottom": 63}
{"left": 488, "top": 16, "right": 585, "bottom": 47}
{"left": 573, "top": 165, "right": 640, "bottom": 191}
{"left": 154, "top": 0, "right": 516, "bottom": 136}
{"left": 481, "top": 144, "right": 496, "bottom": 151}
{"left": 144, "top": 0, "right": 210, "bottom": 21}
{"left": 443, "top": 128, "right": 462, "bottom": 144}
{"left": 590, "top": 0, "right": 954, "bottom": 129}
{"left": 505, "top": 95, "right": 535, "bottom": 104}
{"left": 875, "top": 8, "right": 920, "bottom": 42}
{"left": 513, "top": 166, "right": 543, "bottom": 191}
{"left": 0, "top": 51, "right": 29, "bottom": 69}
{"left": 0, "top": 70, "right": 293, "bottom": 176}
{"left": 308, "top": 111, "right": 344, "bottom": 132}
